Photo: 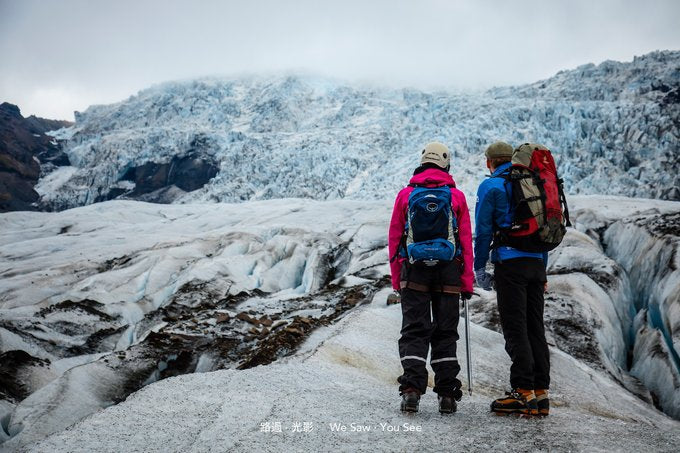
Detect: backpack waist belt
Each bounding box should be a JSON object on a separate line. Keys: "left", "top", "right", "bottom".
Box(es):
{"left": 400, "top": 281, "right": 461, "bottom": 294}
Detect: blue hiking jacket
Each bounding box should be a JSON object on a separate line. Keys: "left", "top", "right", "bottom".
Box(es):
{"left": 474, "top": 162, "right": 548, "bottom": 270}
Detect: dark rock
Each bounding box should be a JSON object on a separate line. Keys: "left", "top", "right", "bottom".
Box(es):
{"left": 0, "top": 350, "right": 50, "bottom": 402}
{"left": 284, "top": 327, "right": 304, "bottom": 336}
{"left": 94, "top": 187, "right": 129, "bottom": 203}
{"left": 216, "top": 313, "right": 230, "bottom": 323}
{"left": 109, "top": 332, "right": 211, "bottom": 405}
{"left": 0, "top": 102, "right": 72, "bottom": 212}
{"left": 236, "top": 312, "right": 252, "bottom": 323}
{"left": 0, "top": 171, "right": 40, "bottom": 210}
{"left": 97, "top": 255, "right": 133, "bottom": 273}
{"left": 38, "top": 299, "right": 115, "bottom": 321}
{"left": 637, "top": 212, "right": 680, "bottom": 237}
{"left": 258, "top": 327, "right": 270, "bottom": 339}
{"left": 237, "top": 312, "right": 260, "bottom": 325}
{"left": 116, "top": 153, "right": 218, "bottom": 201}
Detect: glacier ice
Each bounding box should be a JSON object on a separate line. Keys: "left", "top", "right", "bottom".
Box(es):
{"left": 38, "top": 50, "right": 680, "bottom": 211}
{"left": 26, "top": 287, "right": 680, "bottom": 453}
{"left": 3, "top": 47, "right": 680, "bottom": 449}
{"left": 1, "top": 195, "right": 680, "bottom": 452}
{"left": 600, "top": 212, "right": 680, "bottom": 418}
{"left": 0, "top": 198, "right": 393, "bottom": 449}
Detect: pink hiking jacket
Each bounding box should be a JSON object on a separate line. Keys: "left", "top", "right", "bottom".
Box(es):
{"left": 388, "top": 168, "right": 474, "bottom": 293}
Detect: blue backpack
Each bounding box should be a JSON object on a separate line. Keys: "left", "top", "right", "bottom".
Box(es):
{"left": 397, "top": 184, "right": 460, "bottom": 265}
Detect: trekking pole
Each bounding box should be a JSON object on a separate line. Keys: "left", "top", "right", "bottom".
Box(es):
{"left": 464, "top": 299, "right": 472, "bottom": 396}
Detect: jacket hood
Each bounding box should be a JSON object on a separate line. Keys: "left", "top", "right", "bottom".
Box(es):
{"left": 409, "top": 167, "right": 456, "bottom": 187}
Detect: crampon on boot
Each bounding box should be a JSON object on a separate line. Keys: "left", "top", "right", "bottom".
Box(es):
{"left": 437, "top": 388, "right": 462, "bottom": 414}
{"left": 490, "top": 388, "right": 538, "bottom": 416}
{"left": 438, "top": 395, "right": 456, "bottom": 414}
{"left": 535, "top": 389, "right": 549, "bottom": 416}
{"left": 400, "top": 388, "right": 421, "bottom": 413}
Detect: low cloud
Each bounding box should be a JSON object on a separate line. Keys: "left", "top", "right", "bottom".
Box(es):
{"left": 1, "top": 0, "right": 679, "bottom": 119}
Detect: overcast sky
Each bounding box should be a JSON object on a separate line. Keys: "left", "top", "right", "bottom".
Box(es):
{"left": 1, "top": 0, "right": 679, "bottom": 120}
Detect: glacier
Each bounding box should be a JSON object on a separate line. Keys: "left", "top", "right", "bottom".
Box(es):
{"left": 1, "top": 49, "right": 679, "bottom": 451}
{"left": 36, "top": 50, "right": 679, "bottom": 211}
{"left": 0, "top": 198, "right": 393, "bottom": 449}
{"left": 23, "top": 285, "right": 680, "bottom": 452}
{"left": 1, "top": 195, "right": 680, "bottom": 451}
{"left": 556, "top": 197, "right": 680, "bottom": 419}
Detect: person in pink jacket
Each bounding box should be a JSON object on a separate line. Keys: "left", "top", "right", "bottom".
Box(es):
{"left": 388, "top": 142, "right": 473, "bottom": 414}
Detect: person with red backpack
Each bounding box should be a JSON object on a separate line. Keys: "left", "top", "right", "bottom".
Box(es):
{"left": 474, "top": 141, "right": 569, "bottom": 417}
{"left": 388, "top": 142, "right": 474, "bottom": 414}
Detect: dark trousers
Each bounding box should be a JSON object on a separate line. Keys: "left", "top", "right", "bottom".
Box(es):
{"left": 398, "top": 261, "right": 462, "bottom": 396}
{"left": 494, "top": 258, "right": 550, "bottom": 390}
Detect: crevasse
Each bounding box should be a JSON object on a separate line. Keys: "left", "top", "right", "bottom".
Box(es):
{"left": 601, "top": 216, "right": 680, "bottom": 419}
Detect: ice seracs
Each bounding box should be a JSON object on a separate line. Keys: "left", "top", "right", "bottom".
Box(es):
{"left": 40, "top": 50, "right": 680, "bottom": 211}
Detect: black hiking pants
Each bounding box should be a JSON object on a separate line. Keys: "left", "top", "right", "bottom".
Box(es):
{"left": 494, "top": 257, "right": 550, "bottom": 390}
{"left": 397, "top": 260, "right": 462, "bottom": 396}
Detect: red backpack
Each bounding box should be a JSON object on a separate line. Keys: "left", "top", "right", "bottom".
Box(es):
{"left": 495, "top": 143, "right": 571, "bottom": 252}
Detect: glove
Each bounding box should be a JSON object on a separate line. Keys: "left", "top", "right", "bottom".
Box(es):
{"left": 474, "top": 269, "right": 493, "bottom": 291}
{"left": 386, "top": 292, "right": 401, "bottom": 305}
{"left": 461, "top": 291, "right": 472, "bottom": 301}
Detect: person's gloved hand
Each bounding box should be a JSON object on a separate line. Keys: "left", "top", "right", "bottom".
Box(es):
{"left": 474, "top": 268, "right": 493, "bottom": 291}
{"left": 461, "top": 291, "right": 472, "bottom": 301}
{"left": 386, "top": 291, "right": 401, "bottom": 305}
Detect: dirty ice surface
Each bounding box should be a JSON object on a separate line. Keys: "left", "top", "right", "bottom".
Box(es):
{"left": 33, "top": 289, "right": 680, "bottom": 453}
{"left": 2, "top": 195, "right": 680, "bottom": 452}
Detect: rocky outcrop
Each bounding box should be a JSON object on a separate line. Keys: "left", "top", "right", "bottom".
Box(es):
{"left": 0, "top": 102, "right": 71, "bottom": 212}
{"left": 111, "top": 153, "right": 218, "bottom": 202}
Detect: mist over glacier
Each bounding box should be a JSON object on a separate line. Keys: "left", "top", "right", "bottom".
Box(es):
{"left": 39, "top": 50, "right": 679, "bottom": 211}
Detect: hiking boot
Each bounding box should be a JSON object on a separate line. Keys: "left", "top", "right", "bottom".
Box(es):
{"left": 535, "top": 389, "right": 549, "bottom": 416}
{"left": 490, "top": 388, "right": 538, "bottom": 416}
{"left": 400, "top": 388, "right": 421, "bottom": 413}
{"left": 438, "top": 394, "right": 457, "bottom": 414}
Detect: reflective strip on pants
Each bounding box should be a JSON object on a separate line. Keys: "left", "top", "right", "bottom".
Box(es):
{"left": 430, "top": 357, "right": 458, "bottom": 364}
{"left": 400, "top": 355, "right": 427, "bottom": 363}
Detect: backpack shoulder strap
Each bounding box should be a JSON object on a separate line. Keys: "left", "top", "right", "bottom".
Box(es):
{"left": 557, "top": 177, "right": 572, "bottom": 227}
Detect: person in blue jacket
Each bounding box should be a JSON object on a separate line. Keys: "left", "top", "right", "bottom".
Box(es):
{"left": 474, "top": 141, "right": 550, "bottom": 417}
